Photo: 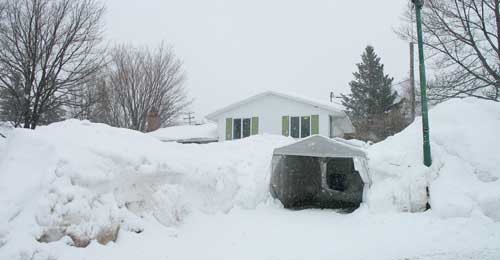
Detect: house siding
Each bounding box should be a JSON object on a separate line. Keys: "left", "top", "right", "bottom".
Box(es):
{"left": 215, "top": 94, "right": 339, "bottom": 141}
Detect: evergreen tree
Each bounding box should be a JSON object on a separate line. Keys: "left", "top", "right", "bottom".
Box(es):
{"left": 341, "top": 46, "right": 396, "bottom": 119}
{"left": 341, "top": 46, "right": 398, "bottom": 141}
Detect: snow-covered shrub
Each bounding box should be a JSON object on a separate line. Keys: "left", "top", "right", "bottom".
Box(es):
{"left": 35, "top": 176, "right": 121, "bottom": 247}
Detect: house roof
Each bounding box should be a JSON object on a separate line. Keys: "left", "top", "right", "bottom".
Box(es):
{"left": 148, "top": 123, "right": 218, "bottom": 142}
{"left": 205, "top": 91, "right": 347, "bottom": 120}
{"left": 273, "top": 135, "right": 366, "bottom": 158}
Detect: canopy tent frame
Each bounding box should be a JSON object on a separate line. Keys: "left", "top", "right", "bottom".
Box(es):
{"left": 270, "top": 135, "right": 371, "bottom": 210}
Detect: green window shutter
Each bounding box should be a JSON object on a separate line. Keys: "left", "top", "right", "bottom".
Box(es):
{"left": 251, "top": 117, "right": 259, "bottom": 135}
{"left": 311, "top": 115, "right": 319, "bottom": 135}
{"left": 226, "top": 118, "right": 233, "bottom": 140}
{"left": 282, "top": 116, "right": 290, "bottom": 136}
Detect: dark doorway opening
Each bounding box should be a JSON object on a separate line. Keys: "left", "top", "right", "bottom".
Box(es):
{"left": 326, "top": 158, "right": 354, "bottom": 191}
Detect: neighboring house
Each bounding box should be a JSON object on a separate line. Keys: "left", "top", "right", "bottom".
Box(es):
{"left": 148, "top": 123, "right": 218, "bottom": 144}
{"left": 205, "top": 91, "right": 355, "bottom": 141}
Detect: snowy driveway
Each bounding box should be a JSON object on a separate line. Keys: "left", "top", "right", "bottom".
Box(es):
{"left": 52, "top": 205, "right": 500, "bottom": 260}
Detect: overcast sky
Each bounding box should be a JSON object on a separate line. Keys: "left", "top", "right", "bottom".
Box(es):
{"left": 104, "top": 0, "right": 410, "bottom": 119}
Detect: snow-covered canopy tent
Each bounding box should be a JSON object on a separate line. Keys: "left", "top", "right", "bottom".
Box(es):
{"left": 270, "top": 135, "right": 371, "bottom": 210}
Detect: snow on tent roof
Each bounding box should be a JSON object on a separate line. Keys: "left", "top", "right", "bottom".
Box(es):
{"left": 273, "top": 135, "right": 366, "bottom": 158}
{"left": 148, "top": 123, "right": 218, "bottom": 142}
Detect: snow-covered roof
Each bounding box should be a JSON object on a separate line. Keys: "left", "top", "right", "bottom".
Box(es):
{"left": 148, "top": 123, "right": 218, "bottom": 142}
{"left": 206, "top": 91, "right": 347, "bottom": 120}
{"left": 273, "top": 135, "right": 366, "bottom": 158}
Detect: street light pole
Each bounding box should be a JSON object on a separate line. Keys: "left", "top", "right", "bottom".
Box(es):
{"left": 412, "top": 0, "right": 432, "bottom": 167}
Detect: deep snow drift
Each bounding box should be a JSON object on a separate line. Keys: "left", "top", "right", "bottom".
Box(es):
{"left": 368, "top": 98, "right": 500, "bottom": 220}
{"left": 0, "top": 98, "right": 499, "bottom": 260}
{"left": 0, "top": 122, "right": 293, "bottom": 250}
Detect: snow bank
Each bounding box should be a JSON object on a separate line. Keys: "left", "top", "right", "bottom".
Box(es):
{"left": 368, "top": 98, "right": 500, "bottom": 220}
{"left": 0, "top": 120, "right": 293, "bottom": 258}
{"left": 148, "top": 123, "right": 218, "bottom": 142}
{"left": 0, "top": 98, "right": 499, "bottom": 259}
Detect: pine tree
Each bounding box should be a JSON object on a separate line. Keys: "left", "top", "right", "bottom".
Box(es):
{"left": 342, "top": 45, "right": 397, "bottom": 119}
{"left": 341, "top": 45, "right": 398, "bottom": 141}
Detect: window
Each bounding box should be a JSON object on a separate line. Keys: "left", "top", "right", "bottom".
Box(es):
{"left": 233, "top": 119, "right": 242, "bottom": 139}
{"left": 284, "top": 115, "right": 315, "bottom": 138}
{"left": 243, "top": 118, "right": 251, "bottom": 138}
{"left": 290, "top": 117, "right": 300, "bottom": 138}
{"left": 229, "top": 117, "right": 257, "bottom": 140}
{"left": 301, "top": 116, "right": 310, "bottom": 138}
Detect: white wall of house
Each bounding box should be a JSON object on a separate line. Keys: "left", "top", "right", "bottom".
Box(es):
{"left": 212, "top": 94, "right": 347, "bottom": 141}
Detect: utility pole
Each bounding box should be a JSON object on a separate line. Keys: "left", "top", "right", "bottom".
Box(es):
{"left": 412, "top": 0, "right": 432, "bottom": 167}
{"left": 409, "top": 2, "right": 417, "bottom": 122}
{"left": 409, "top": 42, "right": 416, "bottom": 121}
{"left": 183, "top": 112, "right": 195, "bottom": 125}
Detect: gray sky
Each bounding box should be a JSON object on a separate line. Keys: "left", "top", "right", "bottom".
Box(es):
{"left": 104, "top": 0, "right": 410, "bottom": 119}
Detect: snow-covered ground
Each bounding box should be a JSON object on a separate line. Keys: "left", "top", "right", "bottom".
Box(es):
{"left": 0, "top": 98, "right": 499, "bottom": 260}
{"left": 13, "top": 206, "right": 500, "bottom": 260}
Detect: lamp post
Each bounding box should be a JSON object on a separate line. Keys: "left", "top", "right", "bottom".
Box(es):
{"left": 412, "top": 0, "right": 432, "bottom": 167}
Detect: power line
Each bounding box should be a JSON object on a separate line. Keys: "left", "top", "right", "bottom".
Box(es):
{"left": 183, "top": 112, "right": 195, "bottom": 125}
{"left": 392, "top": 79, "right": 411, "bottom": 87}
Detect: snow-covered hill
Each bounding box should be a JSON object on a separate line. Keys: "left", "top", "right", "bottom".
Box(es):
{"left": 0, "top": 98, "right": 499, "bottom": 260}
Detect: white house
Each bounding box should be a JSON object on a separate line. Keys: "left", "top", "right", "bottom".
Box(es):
{"left": 205, "top": 91, "right": 355, "bottom": 141}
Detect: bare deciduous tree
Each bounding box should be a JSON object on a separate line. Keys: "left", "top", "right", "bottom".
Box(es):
{"left": 397, "top": 0, "right": 500, "bottom": 101}
{"left": 66, "top": 73, "right": 105, "bottom": 120}
{"left": 0, "top": 0, "right": 106, "bottom": 129}
{"left": 95, "top": 44, "right": 189, "bottom": 132}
